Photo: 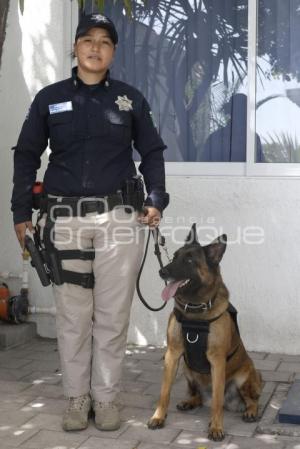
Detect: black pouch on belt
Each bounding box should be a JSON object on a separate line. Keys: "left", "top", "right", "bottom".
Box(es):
{"left": 121, "top": 175, "right": 145, "bottom": 212}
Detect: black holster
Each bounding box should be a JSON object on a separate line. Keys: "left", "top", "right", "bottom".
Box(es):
{"left": 24, "top": 235, "right": 51, "bottom": 287}
{"left": 121, "top": 175, "right": 145, "bottom": 212}
{"left": 25, "top": 224, "right": 65, "bottom": 287}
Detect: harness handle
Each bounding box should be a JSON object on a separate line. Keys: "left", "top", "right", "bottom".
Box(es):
{"left": 136, "top": 227, "right": 168, "bottom": 312}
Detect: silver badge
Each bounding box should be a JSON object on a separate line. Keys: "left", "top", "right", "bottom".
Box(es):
{"left": 115, "top": 95, "right": 133, "bottom": 112}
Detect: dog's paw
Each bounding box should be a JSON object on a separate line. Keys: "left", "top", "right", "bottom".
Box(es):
{"left": 147, "top": 417, "right": 165, "bottom": 429}
{"left": 208, "top": 425, "right": 225, "bottom": 441}
{"left": 242, "top": 411, "right": 258, "bottom": 422}
{"left": 176, "top": 400, "right": 197, "bottom": 411}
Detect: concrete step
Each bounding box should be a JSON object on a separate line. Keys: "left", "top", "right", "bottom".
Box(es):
{"left": 278, "top": 380, "right": 300, "bottom": 424}
{"left": 0, "top": 321, "right": 37, "bottom": 350}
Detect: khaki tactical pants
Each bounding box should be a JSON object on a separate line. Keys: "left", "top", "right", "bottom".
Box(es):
{"left": 39, "top": 206, "right": 145, "bottom": 401}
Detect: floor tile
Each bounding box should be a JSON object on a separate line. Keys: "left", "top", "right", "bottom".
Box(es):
{"left": 19, "top": 429, "right": 87, "bottom": 448}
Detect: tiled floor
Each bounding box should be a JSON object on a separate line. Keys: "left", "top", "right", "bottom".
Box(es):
{"left": 0, "top": 338, "right": 300, "bottom": 449}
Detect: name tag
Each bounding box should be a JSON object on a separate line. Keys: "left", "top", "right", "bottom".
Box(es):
{"left": 49, "top": 101, "right": 73, "bottom": 115}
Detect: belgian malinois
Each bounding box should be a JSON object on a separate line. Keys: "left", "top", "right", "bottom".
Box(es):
{"left": 148, "top": 224, "right": 261, "bottom": 441}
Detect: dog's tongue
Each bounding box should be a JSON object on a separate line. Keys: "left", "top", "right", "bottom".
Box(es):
{"left": 162, "top": 280, "right": 183, "bottom": 302}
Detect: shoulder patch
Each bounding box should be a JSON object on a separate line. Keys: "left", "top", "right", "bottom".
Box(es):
{"left": 149, "top": 110, "right": 157, "bottom": 127}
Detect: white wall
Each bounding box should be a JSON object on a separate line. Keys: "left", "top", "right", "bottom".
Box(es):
{"left": 0, "top": 0, "right": 72, "bottom": 337}
{"left": 128, "top": 176, "right": 300, "bottom": 354}
{"left": 1, "top": 1, "right": 300, "bottom": 353}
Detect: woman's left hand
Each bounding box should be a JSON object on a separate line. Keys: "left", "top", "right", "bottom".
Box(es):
{"left": 138, "top": 207, "right": 161, "bottom": 228}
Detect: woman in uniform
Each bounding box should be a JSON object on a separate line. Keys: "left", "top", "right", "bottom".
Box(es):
{"left": 12, "top": 13, "right": 169, "bottom": 432}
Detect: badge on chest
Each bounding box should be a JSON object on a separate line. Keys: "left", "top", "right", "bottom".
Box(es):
{"left": 49, "top": 101, "right": 73, "bottom": 115}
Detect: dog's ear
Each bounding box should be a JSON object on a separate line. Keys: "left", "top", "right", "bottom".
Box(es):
{"left": 185, "top": 223, "right": 199, "bottom": 245}
{"left": 203, "top": 234, "right": 227, "bottom": 266}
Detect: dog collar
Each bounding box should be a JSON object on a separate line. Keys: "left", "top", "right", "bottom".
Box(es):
{"left": 175, "top": 295, "right": 216, "bottom": 314}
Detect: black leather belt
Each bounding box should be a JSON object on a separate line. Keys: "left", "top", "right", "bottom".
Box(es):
{"left": 45, "top": 192, "right": 124, "bottom": 218}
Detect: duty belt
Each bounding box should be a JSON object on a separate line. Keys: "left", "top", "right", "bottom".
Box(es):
{"left": 43, "top": 192, "right": 124, "bottom": 217}
{"left": 38, "top": 192, "right": 126, "bottom": 289}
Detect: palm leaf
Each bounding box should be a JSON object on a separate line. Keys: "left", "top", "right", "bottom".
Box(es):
{"left": 257, "top": 94, "right": 282, "bottom": 109}
{"left": 263, "top": 131, "right": 300, "bottom": 163}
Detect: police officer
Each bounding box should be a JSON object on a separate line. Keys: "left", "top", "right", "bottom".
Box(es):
{"left": 11, "top": 14, "right": 169, "bottom": 432}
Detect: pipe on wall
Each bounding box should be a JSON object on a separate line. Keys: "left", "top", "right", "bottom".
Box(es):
{"left": 0, "top": 271, "right": 23, "bottom": 280}
{"left": 28, "top": 306, "right": 56, "bottom": 316}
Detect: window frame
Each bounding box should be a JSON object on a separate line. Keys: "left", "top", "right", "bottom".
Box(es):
{"left": 70, "top": 1, "right": 300, "bottom": 178}
{"left": 166, "top": 0, "right": 300, "bottom": 177}
{"left": 245, "top": 0, "right": 300, "bottom": 178}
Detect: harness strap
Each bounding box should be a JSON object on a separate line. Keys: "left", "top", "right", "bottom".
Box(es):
{"left": 174, "top": 303, "right": 240, "bottom": 374}
{"left": 41, "top": 211, "right": 95, "bottom": 289}
{"left": 58, "top": 249, "right": 95, "bottom": 261}
{"left": 227, "top": 342, "right": 240, "bottom": 361}
{"left": 61, "top": 270, "right": 95, "bottom": 289}
{"left": 227, "top": 302, "right": 240, "bottom": 336}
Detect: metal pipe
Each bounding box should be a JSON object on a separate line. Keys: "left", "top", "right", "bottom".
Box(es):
{"left": 28, "top": 306, "right": 56, "bottom": 316}
{"left": 0, "top": 271, "right": 23, "bottom": 280}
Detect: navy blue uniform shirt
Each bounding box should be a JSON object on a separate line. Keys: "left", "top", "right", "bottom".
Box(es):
{"left": 11, "top": 67, "right": 169, "bottom": 224}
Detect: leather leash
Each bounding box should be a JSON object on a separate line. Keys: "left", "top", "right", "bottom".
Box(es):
{"left": 136, "top": 227, "right": 170, "bottom": 312}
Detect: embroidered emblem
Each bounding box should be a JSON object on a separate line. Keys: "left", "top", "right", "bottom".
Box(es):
{"left": 149, "top": 110, "right": 157, "bottom": 127}
{"left": 115, "top": 95, "right": 133, "bottom": 112}
{"left": 48, "top": 101, "right": 73, "bottom": 115}
{"left": 91, "top": 14, "right": 109, "bottom": 24}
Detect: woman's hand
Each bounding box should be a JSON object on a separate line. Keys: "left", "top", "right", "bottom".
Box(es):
{"left": 138, "top": 207, "right": 161, "bottom": 228}
{"left": 14, "top": 221, "right": 34, "bottom": 249}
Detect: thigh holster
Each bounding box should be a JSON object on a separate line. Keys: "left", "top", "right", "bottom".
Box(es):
{"left": 41, "top": 213, "right": 95, "bottom": 289}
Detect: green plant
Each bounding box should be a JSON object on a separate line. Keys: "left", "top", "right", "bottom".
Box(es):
{"left": 262, "top": 132, "right": 300, "bottom": 163}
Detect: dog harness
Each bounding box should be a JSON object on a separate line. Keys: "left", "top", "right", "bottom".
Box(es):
{"left": 174, "top": 303, "right": 240, "bottom": 374}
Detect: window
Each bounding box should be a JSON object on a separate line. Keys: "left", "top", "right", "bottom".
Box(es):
{"left": 256, "top": 0, "right": 300, "bottom": 164}
{"left": 79, "top": 1, "right": 300, "bottom": 176}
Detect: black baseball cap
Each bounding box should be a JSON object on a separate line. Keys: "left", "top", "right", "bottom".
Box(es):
{"left": 75, "top": 13, "right": 118, "bottom": 45}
